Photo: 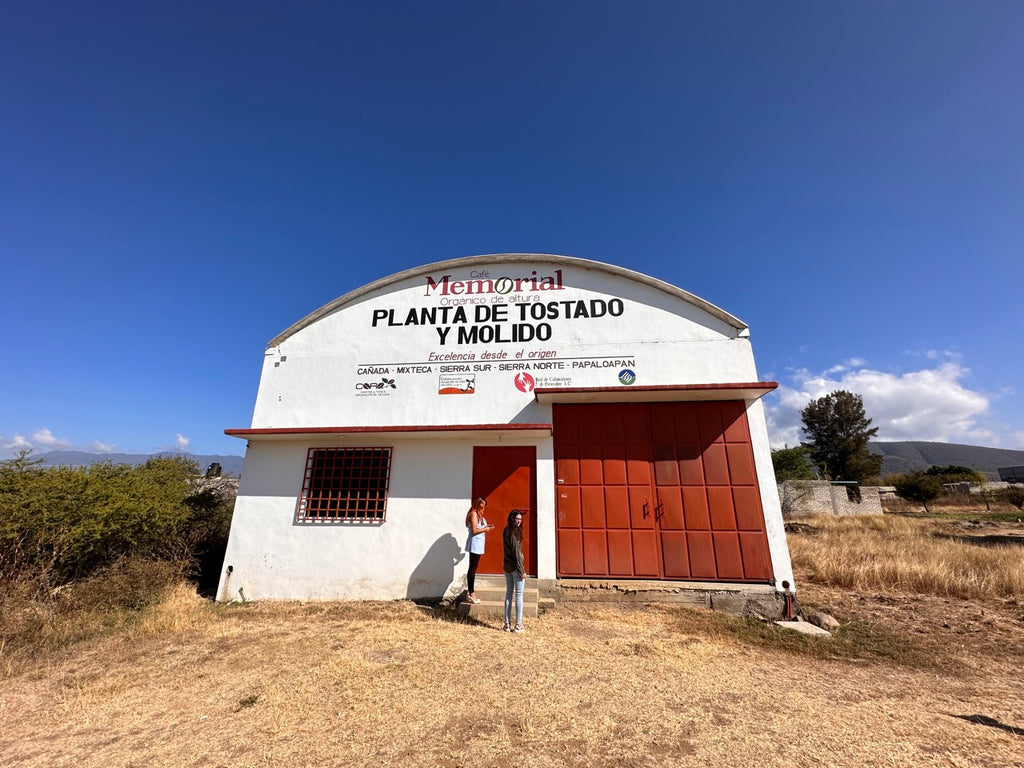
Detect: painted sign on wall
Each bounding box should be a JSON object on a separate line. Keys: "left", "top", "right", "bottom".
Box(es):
{"left": 251, "top": 259, "right": 752, "bottom": 428}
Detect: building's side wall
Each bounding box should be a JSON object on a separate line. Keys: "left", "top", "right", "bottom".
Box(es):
{"left": 218, "top": 434, "right": 551, "bottom": 602}
{"left": 745, "top": 399, "right": 795, "bottom": 589}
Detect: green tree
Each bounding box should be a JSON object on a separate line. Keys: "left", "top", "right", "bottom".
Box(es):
{"left": 893, "top": 471, "right": 944, "bottom": 513}
{"left": 0, "top": 453, "right": 231, "bottom": 589}
{"left": 771, "top": 446, "right": 815, "bottom": 481}
{"left": 800, "top": 390, "right": 883, "bottom": 481}
{"left": 924, "top": 465, "right": 986, "bottom": 484}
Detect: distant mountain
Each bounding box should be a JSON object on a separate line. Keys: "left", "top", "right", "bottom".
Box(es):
{"left": 28, "top": 442, "right": 1024, "bottom": 483}
{"left": 34, "top": 450, "right": 245, "bottom": 477}
{"left": 870, "top": 442, "right": 1024, "bottom": 480}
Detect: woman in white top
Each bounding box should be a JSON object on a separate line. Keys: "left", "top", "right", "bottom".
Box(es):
{"left": 464, "top": 497, "right": 494, "bottom": 604}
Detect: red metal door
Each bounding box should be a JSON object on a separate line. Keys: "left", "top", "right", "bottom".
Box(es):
{"left": 472, "top": 446, "right": 536, "bottom": 575}
{"left": 554, "top": 402, "right": 773, "bottom": 582}
{"left": 624, "top": 410, "right": 660, "bottom": 577}
{"left": 557, "top": 403, "right": 656, "bottom": 577}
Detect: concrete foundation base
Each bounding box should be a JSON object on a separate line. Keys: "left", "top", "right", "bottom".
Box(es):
{"left": 548, "top": 578, "right": 786, "bottom": 619}
{"left": 455, "top": 577, "right": 787, "bottom": 621}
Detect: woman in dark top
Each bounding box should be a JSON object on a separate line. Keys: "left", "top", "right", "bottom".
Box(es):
{"left": 502, "top": 509, "right": 526, "bottom": 632}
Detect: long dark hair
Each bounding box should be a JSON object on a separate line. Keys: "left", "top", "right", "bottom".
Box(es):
{"left": 504, "top": 509, "right": 524, "bottom": 543}
{"left": 465, "top": 497, "right": 486, "bottom": 527}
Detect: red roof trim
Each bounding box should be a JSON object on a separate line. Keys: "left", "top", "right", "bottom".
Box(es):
{"left": 532, "top": 382, "right": 779, "bottom": 405}
{"left": 534, "top": 382, "right": 778, "bottom": 397}
{"left": 225, "top": 423, "right": 553, "bottom": 438}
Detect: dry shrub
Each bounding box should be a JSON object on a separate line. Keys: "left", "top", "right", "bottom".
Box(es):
{"left": 133, "top": 581, "right": 210, "bottom": 635}
{"left": 995, "top": 486, "right": 1024, "bottom": 509}
{"left": 69, "top": 558, "right": 184, "bottom": 611}
{"left": 0, "top": 558, "right": 186, "bottom": 677}
{"left": 788, "top": 514, "right": 1024, "bottom": 599}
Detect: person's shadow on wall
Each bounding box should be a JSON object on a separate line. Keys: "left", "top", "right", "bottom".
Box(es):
{"left": 407, "top": 533, "right": 466, "bottom": 602}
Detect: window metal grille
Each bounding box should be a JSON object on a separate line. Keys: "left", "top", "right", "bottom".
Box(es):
{"left": 297, "top": 447, "right": 392, "bottom": 523}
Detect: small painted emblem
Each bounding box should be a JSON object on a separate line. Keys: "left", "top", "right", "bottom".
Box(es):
{"left": 514, "top": 372, "right": 536, "bottom": 393}
{"left": 439, "top": 374, "right": 475, "bottom": 395}
{"left": 356, "top": 377, "right": 396, "bottom": 390}
{"left": 618, "top": 369, "right": 636, "bottom": 385}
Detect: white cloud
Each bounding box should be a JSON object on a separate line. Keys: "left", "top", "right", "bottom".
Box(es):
{"left": 3, "top": 434, "right": 33, "bottom": 451}
{"left": 766, "top": 359, "right": 994, "bottom": 449}
{"left": 32, "top": 428, "right": 72, "bottom": 450}
{"left": 0, "top": 429, "right": 116, "bottom": 458}
{"left": 175, "top": 433, "right": 191, "bottom": 452}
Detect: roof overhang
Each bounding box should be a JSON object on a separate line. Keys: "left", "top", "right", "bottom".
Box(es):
{"left": 533, "top": 382, "right": 778, "bottom": 404}
{"left": 225, "top": 423, "right": 553, "bottom": 441}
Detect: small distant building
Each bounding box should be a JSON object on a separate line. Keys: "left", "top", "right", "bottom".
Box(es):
{"left": 998, "top": 466, "right": 1024, "bottom": 484}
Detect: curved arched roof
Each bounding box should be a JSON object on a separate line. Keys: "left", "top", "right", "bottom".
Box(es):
{"left": 268, "top": 253, "right": 747, "bottom": 347}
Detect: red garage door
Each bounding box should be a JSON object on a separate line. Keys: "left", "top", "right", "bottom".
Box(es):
{"left": 554, "top": 402, "right": 773, "bottom": 582}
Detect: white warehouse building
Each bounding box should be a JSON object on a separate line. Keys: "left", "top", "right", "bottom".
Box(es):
{"left": 218, "top": 254, "right": 794, "bottom": 606}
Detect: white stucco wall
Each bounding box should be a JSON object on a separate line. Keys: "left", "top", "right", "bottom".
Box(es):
{"left": 220, "top": 434, "right": 553, "bottom": 602}
{"left": 219, "top": 254, "right": 794, "bottom": 601}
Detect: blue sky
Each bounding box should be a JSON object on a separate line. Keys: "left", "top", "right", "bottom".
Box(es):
{"left": 1, "top": 1, "right": 1021, "bottom": 458}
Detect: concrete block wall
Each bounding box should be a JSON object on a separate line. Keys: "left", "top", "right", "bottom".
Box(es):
{"left": 780, "top": 480, "right": 882, "bottom": 516}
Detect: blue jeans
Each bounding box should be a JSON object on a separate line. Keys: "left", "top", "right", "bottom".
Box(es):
{"left": 504, "top": 570, "right": 525, "bottom": 626}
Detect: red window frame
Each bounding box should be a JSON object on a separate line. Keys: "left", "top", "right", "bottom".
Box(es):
{"left": 296, "top": 447, "right": 392, "bottom": 523}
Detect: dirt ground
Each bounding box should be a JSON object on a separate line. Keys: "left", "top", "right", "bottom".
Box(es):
{"left": 942, "top": 517, "right": 1024, "bottom": 548}
{"left": 1, "top": 567, "right": 1022, "bottom": 768}
{"left": 812, "top": 518, "right": 1024, "bottom": 669}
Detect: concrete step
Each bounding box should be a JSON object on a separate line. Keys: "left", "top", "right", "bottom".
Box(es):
{"left": 461, "top": 575, "right": 541, "bottom": 620}
{"left": 460, "top": 598, "right": 539, "bottom": 620}
{"left": 472, "top": 585, "right": 539, "bottom": 602}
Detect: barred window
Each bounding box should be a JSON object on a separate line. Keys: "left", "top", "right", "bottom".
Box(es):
{"left": 297, "top": 447, "right": 392, "bottom": 523}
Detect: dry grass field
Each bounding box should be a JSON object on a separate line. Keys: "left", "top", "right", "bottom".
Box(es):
{"left": 1, "top": 514, "right": 1022, "bottom": 768}
{"left": 788, "top": 513, "right": 1024, "bottom": 598}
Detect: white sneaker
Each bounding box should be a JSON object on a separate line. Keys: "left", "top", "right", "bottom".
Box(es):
{"left": 513, "top": 624, "right": 525, "bottom": 633}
